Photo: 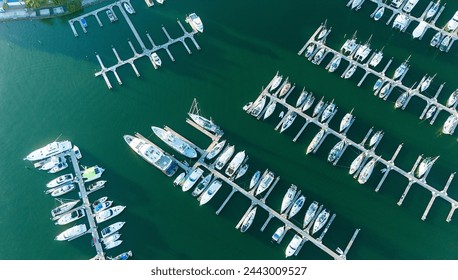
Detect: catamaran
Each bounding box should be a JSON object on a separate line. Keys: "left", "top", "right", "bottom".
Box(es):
{"left": 182, "top": 168, "right": 204, "bottom": 192}
{"left": 416, "top": 156, "right": 439, "bottom": 178}
{"left": 288, "top": 195, "right": 305, "bottom": 219}
{"left": 240, "top": 207, "right": 257, "bottom": 233}
{"left": 312, "top": 208, "right": 330, "bottom": 235}
{"left": 280, "top": 185, "right": 297, "bottom": 214}
{"left": 151, "top": 126, "right": 197, "bottom": 158}
{"left": 303, "top": 201, "right": 319, "bottom": 228}
{"left": 214, "top": 145, "right": 235, "bottom": 170}
{"left": 369, "top": 49, "right": 383, "bottom": 67}
{"left": 25, "top": 140, "right": 72, "bottom": 161}
{"left": 306, "top": 129, "right": 325, "bottom": 154}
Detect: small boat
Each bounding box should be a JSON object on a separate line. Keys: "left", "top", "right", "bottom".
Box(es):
{"left": 379, "top": 83, "right": 391, "bottom": 99}
{"left": 106, "top": 9, "right": 116, "bottom": 22}
{"left": 192, "top": 174, "right": 213, "bottom": 197}
{"left": 242, "top": 102, "right": 252, "bottom": 112}
{"left": 425, "top": 0, "right": 440, "bottom": 20}
{"left": 357, "top": 158, "right": 377, "bottom": 184}
{"left": 439, "top": 35, "right": 452, "bottom": 52}
{"left": 105, "top": 240, "right": 122, "bottom": 250}
{"left": 263, "top": 102, "right": 277, "bottom": 120}
{"left": 235, "top": 164, "right": 249, "bottom": 180}
{"left": 327, "top": 140, "right": 345, "bottom": 163}
{"left": 48, "top": 160, "right": 68, "bottom": 174}
{"left": 373, "top": 6, "right": 385, "bottom": 21}
{"left": 39, "top": 156, "right": 62, "bottom": 171}
{"left": 430, "top": 31, "right": 442, "bottom": 47}
{"left": 173, "top": 172, "right": 186, "bottom": 186}
{"left": 150, "top": 52, "right": 162, "bottom": 67}
{"left": 280, "top": 185, "right": 297, "bottom": 214}
{"left": 339, "top": 110, "right": 354, "bottom": 132}
{"left": 87, "top": 180, "right": 107, "bottom": 193}
{"left": 351, "top": 0, "right": 363, "bottom": 9}
{"left": 46, "top": 174, "right": 74, "bottom": 189}
{"left": 344, "top": 64, "right": 357, "bottom": 79}
{"left": 285, "top": 234, "right": 303, "bottom": 258}
{"left": 123, "top": 2, "right": 134, "bottom": 14}
{"left": 316, "top": 27, "right": 328, "bottom": 40}
{"left": 328, "top": 55, "right": 341, "bottom": 73}
{"left": 306, "top": 129, "right": 325, "bottom": 155}
{"left": 288, "top": 195, "right": 305, "bottom": 219}
{"left": 199, "top": 180, "right": 223, "bottom": 205}
{"left": 240, "top": 207, "right": 257, "bottom": 233}
{"left": 187, "top": 12, "right": 203, "bottom": 33}
{"left": 296, "top": 89, "right": 308, "bottom": 108}
{"left": 102, "top": 233, "right": 121, "bottom": 245}
{"left": 442, "top": 115, "right": 458, "bottom": 135}
{"left": 93, "top": 201, "right": 113, "bottom": 214}
{"left": 420, "top": 75, "right": 433, "bottom": 92}
{"left": 279, "top": 111, "right": 284, "bottom": 118}
{"left": 55, "top": 224, "right": 87, "bottom": 241}
{"left": 46, "top": 184, "right": 75, "bottom": 197}
{"left": 303, "top": 201, "right": 319, "bottom": 228}
{"left": 73, "top": 145, "right": 82, "bottom": 159}
{"left": 110, "top": 251, "right": 132, "bottom": 260}
{"left": 82, "top": 165, "right": 105, "bottom": 183}
{"left": 369, "top": 130, "right": 383, "bottom": 147}
{"left": 271, "top": 226, "right": 285, "bottom": 242}
{"left": 270, "top": 74, "right": 283, "bottom": 92}
{"left": 101, "top": 221, "right": 126, "bottom": 238}
{"left": 249, "top": 171, "right": 261, "bottom": 190}
{"left": 255, "top": 171, "right": 275, "bottom": 196}
{"left": 80, "top": 18, "right": 88, "bottom": 28}
{"left": 304, "top": 43, "right": 315, "bottom": 58}
{"left": 51, "top": 199, "right": 79, "bottom": 219}
{"left": 280, "top": 112, "right": 297, "bottom": 133}
{"left": 446, "top": 90, "right": 458, "bottom": 108}
{"left": 320, "top": 102, "right": 336, "bottom": 123}
{"left": 95, "top": 205, "right": 126, "bottom": 224}
{"left": 349, "top": 152, "right": 366, "bottom": 175}
{"left": 55, "top": 209, "right": 86, "bottom": 226}
{"left": 188, "top": 113, "right": 220, "bottom": 133}
{"left": 250, "top": 95, "right": 267, "bottom": 118}
{"left": 403, "top": 0, "right": 419, "bottom": 13}
{"left": 278, "top": 81, "right": 291, "bottom": 98}
{"left": 312, "top": 97, "right": 325, "bottom": 117}
{"left": 312, "top": 208, "right": 330, "bottom": 235}
{"left": 423, "top": 105, "right": 437, "bottom": 120}
{"left": 412, "top": 21, "right": 428, "bottom": 39}
{"left": 206, "top": 140, "right": 226, "bottom": 160}
{"left": 156, "top": 0, "right": 164, "bottom": 4}
{"left": 373, "top": 78, "right": 384, "bottom": 91}
{"left": 302, "top": 94, "right": 315, "bottom": 112}
{"left": 393, "top": 58, "right": 409, "bottom": 80}
{"left": 214, "top": 145, "right": 235, "bottom": 170}
{"left": 369, "top": 50, "right": 383, "bottom": 67}
{"left": 152, "top": 126, "right": 197, "bottom": 158}
{"left": 312, "top": 48, "right": 325, "bottom": 64}
{"left": 182, "top": 167, "right": 204, "bottom": 192}
{"left": 92, "top": 197, "right": 108, "bottom": 208}
{"left": 416, "top": 156, "right": 439, "bottom": 178}
{"left": 395, "top": 91, "right": 409, "bottom": 109}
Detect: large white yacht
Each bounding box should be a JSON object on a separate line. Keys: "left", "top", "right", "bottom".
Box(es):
{"left": 25, "top": 140, "right": 72, "bottom": 161}
{"left": 303, "top": 201, "right": 319, "bottom": 228}
{"left": 199, "top": 180, "right": 223, "bottom": 205}
{"left": 285, "top": 234, "right": 303, "bottom": 258}
{"left": 214, "top": 145, "right": 235, "bottom": 170}
{"left": 182, "top": 167, "right": 204, "bottom": 192}
{"left": 47, "top": 174, "right": 74, "bottom": 188}
{"left": 150, "top": 52, "right": 162, "bottom": 67}
{"left": 225, "top": 151, "right": 245, "bottom": 177}
{"left": 152, "top": 126, "right": 197, "bottom": 158}
{"left": 187, "top": 13, "right": 203, "bottom": 33}
{"left": 55, "top": 209, "right": 86, "bottom": 226}
{"left": 280, "top": 185, "right": 297, "bottom": 214}
{"left": 55, "top": 224, "right": 87, "bottom": 241}
{"left": 96, "top": 205, "right": 126, "bottom": 224}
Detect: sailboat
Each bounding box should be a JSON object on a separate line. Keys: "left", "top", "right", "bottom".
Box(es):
{"left": 415, "top": 156, "right": 439, "bottom": 178}
{"left": 188, "top": 98, "right": 221, "bottom": 133}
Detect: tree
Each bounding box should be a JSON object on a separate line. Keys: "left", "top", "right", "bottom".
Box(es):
{"left": 52, "top": 0, "right": 66, "bottom": 5}
{"left": 25, "top": 0, "right": 45, "bottom": 9}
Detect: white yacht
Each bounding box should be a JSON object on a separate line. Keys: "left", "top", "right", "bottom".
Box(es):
{"left": 327, "top": 140, "right": 345, "bottom": 162}
{"left": 312, "top": 208, "right": 330, "bottom": 235}
{"left": 214, "top": 145, "right": 235, "bottom": 170}
{"left": 304, "top": 43, "right": 315, "bottom": 58}
{"left": 255, "top": 171, "right": 275, "bottom": 196}
{"left": 93, "top": 201, "right": 112, "bottom": 214}
{"left": 105, "top": 240, "right": 123, "bottom": 250}
{"left": 225, "top": 151, "right": 245, "bottom": 177}
{"left": 249, "top": 171, "right": 261, "bottom": 190}
{"left": 206, "top": 140, "right": 226, "bottom": 160}
{"left": 369, "top": 50, "right": 383, "bottom": 67}
{"left": 303, "top": 201, "right": 319, "bottom": 228}
{"left": 430, "top": 31, "right": 442, "bottom": 47}
{"left": 102, "top": 233, "right": 121, "bottom": 245}
{"left": 55, "top": 224, "right": 87, "bottom": 241}
{"left": 353, "top": 39, "right": 372, "bottom": 62}
{"left": 392, "top": 13, "right": 410, "bottom": 30}
{"left": 349, "top": 152, "right": 366, "bottom": 175}
{"left": 357, "top": 158, "right": 377, "bottom": 184}
{"left": 192, "top": 173, "right": 213, "bottom": 197}
{"left": 270, "top": 73, "right": 283, "bottom": 92}
{"left": 341, "top": 34, "right": 358, "bottom": 55}
{"left": 278, "top": 81, "right": 291, "bottom": 98}
{"left": 316, "top": 26, "right": 328, "bottom": 41}
{"left": 47, "top": 174, "right": 73, "bottom": 188}
{"left": 425, "top": 0, "right": 440, "bottom": 20}
{"left": 312, "top": 97, "right": 325, "bottom": 117}
{"left": 82, "top": 165, "right": 105, "bottom": 182}
{"left": 395, "top": 91, "right": 409, "bottom": 109}
{"left": 150, "top": 52, "right": 162, "bottom": 67}
{"left": 240, "top": 207, "right": 257, "bottom": 233}
{"left": 285, "top": 234, "right": 303, "bottom": 258}
{"left": 92, "top": 197, "right": 108, "bottom": 208}
{"left": 420, "top": 75, "right": 434, "bottom": 92}
{"left": 101, "top": 221, "right": 126, "bottom": 238}
{"left": 312, "top": 47, "right": 325, "bottom": 64}
{"left": 328, "top": 55, "right": 341, "bottom": 73}
{"left": 250, "top": 95, "right": 267, "bottom": 118}
{"left": 39, "top": 156, "right": 63, "bottom": 171}
{"left": 25, "top": 140, "right": 72, "bottom": 161}
{"left": 182, "top": 167, "right": 204, "bottom": 192}
{"left": 296, "top": 89, "right": 308, "bottom": 108}
{"left": 263, "top": 102, "right": 277, "bottom": 120}
{"left": 339, "top": 110, "right": 354, "bottom": 132}
{"left": 320, "top": 102, "right": 336, "bottom": 123}
{"left": 151, "top": 126, "right": 197, "bottom": 158}
{"left": 445, "top": 10, "right": 458, "bottom": 32}
{"left": 51, "top": 199, "right": 79, "bottom": 219}
{"left": 73, "top": 145, "right": 82, "bottom": 159}
{"left": 344, "top": 64, "right": 357, "bottom": 79}
{"left": 199, "top": 180, "right": 223, "bottom": 205}
{"left": 280, "top": 185, "right": 297, "bottom": 214}
{"left": 302, "top": 94, "right": 315, "bottom": 112}
{"left": 124, "top": 135, "right": 177, "bottom": 177}
{"left": 393, "top": 58, "right": 409, "bottom": 80}
{"left": 416, "top": 156, "right": 439, "bottom": 178}
{"left": 123, "top": 2, "right": 134, "bottom": 14}
{"left": 403, "top": 0, "right": 419, "bottom": 13}
{"left": 288, "top": 195, "right": 305, "bottom": 219}
{"left": 271, "top": 226, "right": 285, "bottom": 242}
{"left": 423, "top": 105, "right": 437, "bottom": 120}
{"left": 439, "top": 35, "right": 452, "bottom": 52}
{"left": 87, "top": 180, "right": 107, "bottom": 193}
{"left": 48, "top": 160, "right": 68, "bottom": 174}
{"left": 373, "top": 6, "right": 385, "bottom": 21}
{"left": 369, "top": 130, "right": 383, "bottom": 147}
{"left": 351, "top": 0, "right": 363, "bottom": 9}
{"left": 187, "top": 13, "right": 203, "bottom": 33}
{"left": 46, "top": 184, "right": 75, "bottom": 197}
{"left": 379, "top": 83, "right": 391, "bottom": 99}
{"left": 55, "top": 209, "right": 85, "bottom": 226}
{"left": 188, "top": 113, "right": 220, "bottom": 133}
{"left": 446, "top": 90, "right": 458, "bottom": 108}
{"left": 442, "top": 115, "right": 458, "bottom": 135}
{"left": 280, "top": 112, "right": 297, "bottom": 133}
{"left": 306, "top": 129, "right": 325, "bottom": 154}
{"left": 412, "top": 21, "right": 428, "bottom": 39}
{"left": 95, "top": 205, "right": 126, "bottom": 223}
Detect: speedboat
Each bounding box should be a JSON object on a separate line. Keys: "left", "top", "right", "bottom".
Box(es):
{"left": 263, "top": 102, "right": 277, "bottom": 120}
{"left": 249, "top": 171, "right": 261, "bottom": 190}
{"left": 339, "top": 110, "right": 354, "bottom": 132}
{"left": 392, "top": 13, "right": 410, "bottom": 31}
{"left": 312, "top": 208, "right": 330, "bottom": 235}
{"left": 156, "top": 0, "right": 164, "bottom": 4}
{"left": 304, "top": 43, "right": 315, "bottom": 58}
{"left": 445, "top": 10, "right": 458, "bottom": 32}
{"left": 105, "top": 240, "right": 123, "bottom": 250}
{"left": 403, "top": 0, "right": 419, "bottom": 13}
{"left": 379, "top": 83, "right": 391, "bottom": 99}
{"left": 344, "top": 64, "right": 357, "bottom": 79}
{"left": 150, "top": 52, "right": 162, "bottom": 67}
{"left": 280, "top": 185, "right": 297, "bottom": 214}
{"left": 320, "top": 102, "right": 336, "bottom": 123}
{"left": 412, "top": 21, "right": 428, "bottom": 39}
{"left": 225, "top": 151, "right": 245, "bottom": 177}
{"left": 240, "top": 207, "right": 257, "bottom": 233}
{"left": 206, "top": 140, "right": 226, "bottom": 160}
{"left": 152, "top": 126, "right": 197, "bottom": 158}
{"left": 278, "top": 81, "right": 291, "bottom": 98}
{"left": 373, "top": 6, "right": 385, "bottom": 21}
{"left": 123, "top": 2, "right": 134, "bottom": 14}
{"left": 439, "top": 35, "right": 452, "bottom": 52}
{"left": 93, "top": 201, "right": 113, "bottom": 214}
{"left": 271, "top": 226, "right": 285, "bottom": 242}
{"left": 270, "top": 73, "right": 283, "bottom": 92}
{"left": 110, "top": 250, "right": 132, "bottom": 260}
{"left": 357, "top": 158, "right": 377, "bottom": 184}
{"left": 416, "top": 156, "right": 439, "bottom": 178}
{"left": 49, "top": 160, "right": 68, "bottom": 174}
{"left": 82, "top": 165, "right": 105, "bottom": 182}
{"left": 92, "top": 196, "right": 108, "bottom": 208}
{"left": 446, "top": 90, "right": 458, "bottom": 108}
{"left": 47, "top": 174, "right": 74, "bottom": 188}
{"left": 55, "top": 209, "right": 85, "bottom": 226}
{"left": 302, "top": 94, "right": 315, "bottom": 112}
{"left": 255, "top": 171, "right": 275, "bottom": 196}
{"left": 87, "top": 180, "right": 107, "bottom": 193}
{"left": 285, "top": 234, "right": 303, "bottom": 258}
{"left": 393, "top": 58, "right": 409, "bottom": 80}
{"left": 199, "top": 180, "right": 223, "bottom": 205}
{"left": 73, "top": 145, "right": 82, "bottom": 159}
{"left": 303, "top": 201, "right": 319, "bottom": 228}
{"left": 395, "top": 91, "right": 409, "bottom": 109}
{"left": 250, "top": 95, "right": 267, "bottom": 118}
{"left": 188, "top": 113, "right": 220, "bottom": 133}
{"left": 328, "top": 55, "right": 341, "bottom": 73}
{"left": 351, "top": 0, "right": 363, "bottom": 9}
{"left": 124, "top": 135, "right": 177, "bottom": 177}
{"left": 312, "top": 97, "right": 325, "bottom": 117}
{"left": 173, "top": 172, "right": 186, "bottom": 186}
{"left": 214, "top": 145, "right": 235, "bottom": 170}
{"left": 430, "top": 31, "right": 442, "bottom": 47}
{"left": 187, "top": 12, "right": 203, "bottom": 33}
{"left": 39, "top": 156, "right": 63, "bottom": 171}
{"left": 327, "top": 140, "right": 345, "bottom": 163}
{"left": 192, "top": 173, "right": 213, "bottom": 197}
{"left": 420, "top": 75, "right": 433, "bottom": 92}
{"left": 25, "top": 140, "right": 72, "bottom": 161}
{"left": 182, "top": 168, "right": 204, "bottom": 192}
{"left": 46, "top": 184, "right": 75, "bottom": 197}
{"left": 369, "top": 50, "right": 383, "bottom": 67}
{"left": 235, "top": 164, "right": 249, "bottom": 180}
{"left": 306, "top": 129, "right": 325, "bottom": 154}
{"left": 55, "top": 224, "right": 87, "bottom": 241}
{"left": 369, "top": 130, "right": 383, "bottom": 147}
{"left": 312, "top": 47, "right": 325, "bottom": 64}
{"left": 373, "top": 78, "right": 384, "bottom": 92}
{"left": 296, "top": 89, "right": 308, "bottom": 108}
{"left": 442, "top": 115, "right": 458, "bottom": 135}
{"left": 101, "top": 221, "right": 126, "bottom": 238}
{"left": 102, "top": 233, "right": 121, "bottom": 245}
{"left": 106, "top": 9, "right": 116, "bottom": 22}
{"left": 288, "top": 195, "right": 305, "bottom": 219}
{"left": 349, "top": 152, "right": 366, "bottom": 175}
{"left": 423, "top": 105, "right": 437, "bottom": 120}
{"left": 316, "top": 26, "right": 328, "bottom": 41}
{"left": 95, "top": 205, "right": 126, "bottom": 223}
{"left": 425, "top": 0, "right": 440, "bottom": 20}
{"left": 51, "top": 199, "right": 79, "bottom": 219}
{"left": 280, "top": 112, "right": 297, "bottom": 133}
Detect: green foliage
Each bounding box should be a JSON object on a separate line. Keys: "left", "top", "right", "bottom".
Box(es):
{"left": 2, "top": 2, "right": 8, "bottom": 11}
{"left": 67, "top": 0, "right": 81, "bottom": 13}
{"left": 52, "top": 0, "right": 66, "bottom": 5}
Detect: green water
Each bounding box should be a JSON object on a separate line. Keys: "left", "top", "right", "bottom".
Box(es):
{"left": 0, "top": 0, "right": 457, "bottom": 260}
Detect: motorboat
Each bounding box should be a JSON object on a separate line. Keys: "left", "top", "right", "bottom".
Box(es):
{"left": 393, "top": 57, "right": 409, "bottom": 80}
{"left": 420, "top": 75, "right": 434, "bottom": 92}
{"left": 391, "top": 0, "right": 406, "bottom": 8}
{"left": 51, "top": 199, "right": 79, "bottom": 219}
{"left": 106, "top": 9, "right": 116, "bottom": 22}
{"left": 225, "top": 151, "right": 245, "bottom": 177}
{"left": 446, "top": 90, "right": 458, "bottom": 107}
{"left": 192, "top": 173, "right": 213, "bottom": 197}
{"left": 123, "top": 2, "right": 134, "bottom": 14}
{"left": 235, "top": 164, "right": 249, "bottom": 180}
{"left": 80, "top": 18, "right": 87, "bottom": 28}
{"left": 302, "top": 94, "right": 315, "bottom": 112}
{"left": 55, "top": 224, "right": 87, "bottom": 241}
{"left": 188, "top": 113, "right": 220, "bottom": 133}
{"left": 87, "top": 180, "right": 107, "bottom": 193}
{"left": 280, "top": 185, "right": 297, "bottom": 214}
{"left": 199, "top": 180, "right": 223, "bottom": 205}
{"left": 430, "top": 31, "right": 442, "bottom": 47}
{"left": 312, "top": 208, "right": 330, "bottom": 235}
{"left": 278, "top": 81, "right": 291, "bottom": 98}
{"left": 296, "top": 89, "right": 308, "bottom": 108}
{"left": 379, "top": 83, "right": 391, "bottom": 99}
{"left": 369, "top": 50, "right": 383, "bottom": 67}
{"left": 102, "top": 233, "right": 121, "bottom": 245}
{"left": 439, "top": 35, "right": 452, "bottom": 52}
{"left": 55, "top": 209, "right": 85, "bottom": 226}
{"left": 392, "top": 13, "right": 410, "bottom": 31}
{"left": 101, "top": 221, "right": 126, "bottom": 238}
{"left": 110, "top": 251, "right": 132, "bottom": 260}
{"left": 92, "top": 197, "right": 108, "bottom": 208}
{"left": 242, "top": 102, "right": 253, "bottom": 112}
{"left": 47, "top": 174, "right": 74, "bottom": 188}
{"left": 369, "top": 130, "right": 383, "bottom": 147}
{"left": 320, "top": 102, "right": 336, "bottom": 123}
{"left": 214, "top": 145, "right": 235, "bottom": 170}
{"left": 249, "top": 171, "right": 261, "bottom": 190}
{"left": 285, "top": 234, "right": 303, "bottom": 258}
{"left": 187, "top": 12, "right": 203, "bottom": 33}
{"left": 312, "top": 97, "right": 325, "bottom": 117}
{"left": 373, "top": 78, "right": 384, "bottom": 92}
{"left": 351, "top": 0, "right": 363, "bottom": 9}
{"left": 206, "top": 140, "right": 226, "bottom": 160}
{"left": 425, "top": 0, "right": 440, "bottom": 20}
{"left": 271, "top": 226, "right": 285, "bottom": 242}
{"left": 316, "top": 26, "right": 328, "bottom": 41}
{"left": 263, "top": 102, "right": 277, "bottom": 120}
{"left": 344, "top": 64, "right": 357, "bottom": 79}
{"left": 270, "top": 73, "right": 282, "bottom": 92}
{"left": 280, "top": 112, "right": 297, "bottom": 133}
{"left": 156, "top": 0, "right": 164, "bottom": 4}
{"left": 150, "top": 52, "right": 162, "bottom": 67}
{"left": 339, "top": 110, "right": 354, "bottom": 132}
{"left": 445, "top": 10, "right": 458, "bottom": 32}
{"left": 303, "top": 201, "right": 319, "bottom": 228}
{"left": 46, "top": 184, "right": 75, "bottom": 197}
{"left": 255, "top": 171, "right": 275, "bottom": 196}
{"left": 73, "top": 145, "right": 82, "bottom": 159}
{"left": 173, "top": 172, "right": 186, "bottom": 186}
{"left": 95, "top": 205, "right": 126, "bottom": 223}
{"left": 412, "top": 21, "right": 428, "bottom": 39}
{"left": 82, "top": 165, "right": 105, "bottom": 182}
{"left": 349, "top": 152, "right": 366, "bottom": 175}
{"left": 240, "top": 207, "right": 257, "bottom": 233}
{"left": 304, "top": 43, "right": 315, "bottom": 58}
{"left": 373, "top": 6, "right": 385, "bottom": 21}
{"left": 328, "top": 55, "right": 341, "bottom": 73}
{"left": 152, "top": 126, "right": 197, "bottom": 158}
{"left": 49, "top": 160, "right": 68, "bottom": 174}
{"left": 416, "top": 156, "right": 439, "bottom": 178}
{"left": 312, "top": 47, "right": 325, "bottom": 64}
{"left": 306, "top": 129, "right": 325, "bottom": 154}
{"left": 182, "top": 168, "right": 204, "bottom": 192}
{"left": 327, "top": 140, "right": 345, "bottom": 163}
{"left": 39, "top": 156, "right": 63, "bottom": 171}
{"left": 93, "top": 201, "right": 113, "bottom": 214}
{"left": 25, "top": 140, "right": 72, "bottom": 161}
{"left": 124, "top": 135, "right": 177, "bottom": 177}
{"left": 288, "top": 195, "right": 305, "bottom": 219}
{"left": 250, "top": 95, "right": 267, "bottom": 118}
{"left": 403, "top": 0, "right": 419, "bottom": 13}
{"left": 442, "top": 115, "right": 458, "bottom": 135}
{"left": 105, "top": 240, "right": 123, "bottom": 250}
{"left": 395, "top": 91, "right": 409, "bottom": 109}
{"left": 423, "top": 105, "right": 437, "bottom": 120}
{"left": 357, "top": 158, "right": 377, "bottom": 184}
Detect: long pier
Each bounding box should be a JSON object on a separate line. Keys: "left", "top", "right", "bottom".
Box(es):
{"left": 245, "top": 72, "right": 458, "bottom": 223}
{"left": 298, "top": 24, "right": 458, "bottom": 136}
